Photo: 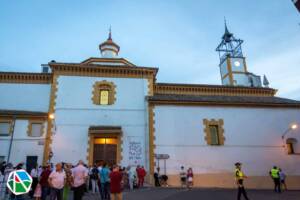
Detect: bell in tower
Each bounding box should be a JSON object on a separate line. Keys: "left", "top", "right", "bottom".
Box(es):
{"left": 216, "top": 20, "right": 262, "bottom": 87}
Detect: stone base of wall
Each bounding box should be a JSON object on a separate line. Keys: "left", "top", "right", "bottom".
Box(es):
{"left": 163, "top": 174, "right": 300, "bottom": 190}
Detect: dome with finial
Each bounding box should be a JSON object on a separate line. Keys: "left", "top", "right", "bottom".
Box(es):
{"left": 99, "top": 27, "right": 120, "bottom": 58}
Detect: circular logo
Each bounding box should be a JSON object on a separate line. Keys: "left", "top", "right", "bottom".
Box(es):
{"left": 6, "top": 169, "right": 33, "bottom": 195}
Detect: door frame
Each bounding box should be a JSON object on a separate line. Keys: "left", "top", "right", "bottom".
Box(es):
{"left": 87, "top": 126, "right": 122, "bottom": 166}
{"left": 26, "top": 155, "right": 38, "bottom": 173}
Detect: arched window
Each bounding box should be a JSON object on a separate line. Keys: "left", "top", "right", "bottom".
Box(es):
{"left": 92, "top": 81, "right": 116, "bottom": 105}
{"left": 286, "top": 138, "right": 297, "bottom": 155}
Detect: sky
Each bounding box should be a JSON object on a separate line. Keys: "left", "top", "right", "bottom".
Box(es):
{"left": 0, "top": 0, "right": 299, "bottom": 99}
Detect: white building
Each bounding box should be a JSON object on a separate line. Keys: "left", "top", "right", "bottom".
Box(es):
{"left": 1, "top": 27, "right": 300, "bottom": 189}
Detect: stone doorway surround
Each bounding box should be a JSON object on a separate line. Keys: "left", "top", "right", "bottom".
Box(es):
{"left": 87, "top": 126, "right": 123, "bottom": 166}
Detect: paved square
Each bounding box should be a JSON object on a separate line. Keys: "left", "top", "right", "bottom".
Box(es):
{"left": 123, "top": 188, "right": 300, "bottom": 200}
{"left": 82, "top": 188, "right": 300, "bottom": 200}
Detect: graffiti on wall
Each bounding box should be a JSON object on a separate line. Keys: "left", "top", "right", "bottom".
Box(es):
{"left": 128, "top": 137, "right": 143, "bottom": 166}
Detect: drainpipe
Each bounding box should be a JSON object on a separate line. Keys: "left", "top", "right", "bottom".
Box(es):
{"left": 7, "top": 116, "right": 17, "bottom": 164}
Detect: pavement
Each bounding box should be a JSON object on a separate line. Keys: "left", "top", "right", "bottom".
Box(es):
{"left": 2, "top": 187, "right": 297, "bottom": 200}
{"left": 82, "top": 187, "right": 300, "bottom": 200}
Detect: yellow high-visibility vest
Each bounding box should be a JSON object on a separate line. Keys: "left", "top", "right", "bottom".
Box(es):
{"left": 235, "top": 169, "right": 244, "bottom": 180}
{"left": 271, "top": 168, "right": 279, "bottom": 178}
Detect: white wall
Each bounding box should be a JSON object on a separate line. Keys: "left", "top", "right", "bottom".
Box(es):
{"left": 0, "top": 120, "right": 47, "bottom": 166}
{"left": 154, "top": 105, "right": 300, "bottom": 176}
{"left": 0, "top": 83, "right": 50, "bottom": 112}
{"left": 51, "top": 75, "right": 150, "bottom": 168}
{"left": 233, "top": 73, "right": 250, "bottom": 86}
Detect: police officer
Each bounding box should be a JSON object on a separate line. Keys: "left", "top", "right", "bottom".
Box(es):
{"left": 269, "top": 166, "right": 281, "bottom": 193}
{"left": 235, "top": 162, "right": 250, "bottom": 200}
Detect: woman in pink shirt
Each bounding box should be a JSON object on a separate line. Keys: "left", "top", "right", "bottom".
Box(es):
{"left": 187, "top": 168, "right": 194, "bottom": 190}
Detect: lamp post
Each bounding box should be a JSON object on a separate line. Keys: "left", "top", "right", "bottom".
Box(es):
{"left": 49, "top": 113, "right": 55, "bottom": 120}
{"left": 282, "top": 123, "right": 298, "bottom": 139}
{"left": 48, "top": 151, "right": 53, "bottom": 164}
{"left": 7, "top": 116, "right": 17, "bottom": 164}
{"left": 44, "top": 113, "right": 55, "bottom": 165}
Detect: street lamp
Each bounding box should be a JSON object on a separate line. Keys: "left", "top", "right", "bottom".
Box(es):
{"left": 49, "top": 113, "right": 55, "bottom": 120}
{"left": 291, "top": 124, "right": 298, "bottom": 130}
{"left": 48, "top": 151, "right": 53, "bottom": 164}
{"left": 282, "top": 123, "right": 298, "bottom": 139}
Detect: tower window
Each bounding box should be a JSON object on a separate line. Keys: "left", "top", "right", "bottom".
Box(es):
{"left": 92, "top": 80, "right": 116, "bottom": 105}
{"left": 203, "top": 119, "right": 225, "bottom": 146}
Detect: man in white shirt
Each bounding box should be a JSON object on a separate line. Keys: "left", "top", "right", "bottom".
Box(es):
{"left": 179, "top": 166, "right": 187, "bottom": 188}
{"left": 48, "top": 163, "right": 66, "bottom": 200}
{"left": 72, "top": 160, "right": 88, "bottom": 200}
{"left": 29, "top": 164, "right": 39, "bottom": 198}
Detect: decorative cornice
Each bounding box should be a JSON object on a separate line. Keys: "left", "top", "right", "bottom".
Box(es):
{"left": 0, "top": 110, "right": 48, "bottom": 119}
{"left": 81, "top": 57, "right": 135, "bottom": 66}
{"left": 154, "top": 83, "right": 277, "bottom": 97}
{"left": 0, "top": 72, "right": 52, "bottom": 84}
{"left": 49, "top": 63, "right": 158, "bottom": 79}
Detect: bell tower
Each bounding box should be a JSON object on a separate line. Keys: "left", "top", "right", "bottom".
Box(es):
{"left": 216, "top": 21, "right": 262, "bottom": 87}
{"left": 99, "top": 27, "right": 120, "bottom": 58}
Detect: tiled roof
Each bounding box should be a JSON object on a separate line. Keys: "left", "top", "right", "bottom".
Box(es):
{"left": 0, "top": 110, "right": 48, "bottom": 117}
{"left": 147, "top": 94, "right": 300, "bottom": 107}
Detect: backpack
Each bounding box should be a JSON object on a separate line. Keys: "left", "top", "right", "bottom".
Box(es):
{"left": 90, "top": 168, "right": 99, "bottom": 180}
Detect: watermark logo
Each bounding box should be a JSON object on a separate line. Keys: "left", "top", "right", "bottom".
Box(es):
{"left": 6, "top": 170, "right": 32, "bottom": 195}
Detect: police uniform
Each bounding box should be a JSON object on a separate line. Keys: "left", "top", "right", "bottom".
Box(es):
{"left": 270, "top": 167, "right": 281, "bottom": 193}
{"left": 235, "top": 163, "right": 249, "bottom": 200}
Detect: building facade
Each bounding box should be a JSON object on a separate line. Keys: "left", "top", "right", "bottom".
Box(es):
{"left": 1, "top": 27, "right": 300, "bottom": 189}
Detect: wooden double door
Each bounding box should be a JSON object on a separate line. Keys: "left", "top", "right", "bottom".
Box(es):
{"left": 93, "top": 137, "right": 117, "bottom": 166}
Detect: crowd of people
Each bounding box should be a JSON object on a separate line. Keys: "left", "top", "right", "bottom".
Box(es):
{"left": 0, "top": 160, "right": 147, "bottom": 200}
{"left": 0, "top": 160, "right": 290, "bottom": 200}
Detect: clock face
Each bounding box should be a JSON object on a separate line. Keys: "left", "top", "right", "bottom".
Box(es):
{"left": 234, "top": 61, "right": 241, "bottom": 67}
